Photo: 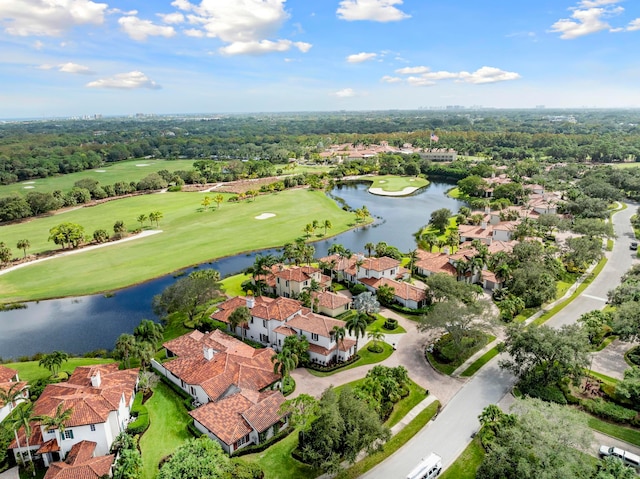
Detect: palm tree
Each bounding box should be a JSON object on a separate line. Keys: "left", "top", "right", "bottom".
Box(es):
{"left": 248, "top": 254, "right": 277, "bottom": 296}
{"left": 133, "top": 319, "right": 164, "bottom": 350}
{"left": 303, "top": 244, "right": 315, "bottom": 266}
{"left": 446, "top": 231, "right": 460, "bottom": 252}
{"left": 332, "top": 326, "right": 346, "bottom": 353}
{"left": 114, "top": 333, "right": 137, "bottom": 369}
{"left": 149, "top": 211, "right": 163, "bottom": 227}
{"left": 11, "top": 402, "right": 35, "bottom": 474}
{"left": 311, "top": 219, "right": 319, "bottom": 234}
{"left": 16, "top": 239, "right": 30, "bottom": 259}
{"left": 135, "top": 341, "right": 155, "bottom": 370}
{"left": 201, "top": 196, "right": 211, "bottom": 211}
{"left": 345, "top": 313, "right": 368, "bottom": 354}
{"left": 271, "top": 349, "right": 298, "bottom": 379}
{"left": 228, "top": 306, "right": 251, "bottom": 335}
{"left": 421, "top": 233, "right": 438, "bottom": 253}
{"left": 375, "top": 241, "right": 388, "bottom": 258}
{"left": 136, "top": 214, "right": 147, "bottom": 229}
{"left": 38, "top": 351, "right": 69, "bottom": 377}
{"left": 304, "top": 279, "right": 321, "bottom": 312}
{"left": 407, "top": 249, "right": 418, "bottom": 275}
{"left": 323, "top": 219, "right": 332, "bottom": 236}
{"left": 214, "top": 194, "right": 224, "bottom": 209}
{"left": 364, "top": 242, "right": 375, "bottom": 257}
{"left": 328, "top": 243, "right": 346, "bottom": 257}
{"left": 0, "top": 382, "right": 26, "bottom": 418}
{"left": 367, "top": 329, "right": 385, "bottom": 352}
{"left": 35, "top": 402, "right": 73, "bottom": 441}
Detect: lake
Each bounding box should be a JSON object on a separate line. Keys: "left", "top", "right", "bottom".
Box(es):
{"left": 0, "top": 181, "right": 462, "bottom": 359}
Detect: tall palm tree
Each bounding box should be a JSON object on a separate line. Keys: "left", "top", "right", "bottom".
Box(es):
{"left": 364, "top": 242, "right": 375, "bottom": 257}
{"left": 0, "top": 382, "right": 26, "bottom": 418}
{"left": 304, "top": 280, "right": 321, "bottom": 313}
{"left": 407, "top": 249, "right": 418, "bottom": 275}
{"left": 133, "top": 319, "right": 164, "bottom": 350}
{"left": 149, "top": 211, "right": 163, "bottom": 227}
{"left": 114, "top": 334, "right": 137, "bottom": 369}
{"left": 345, "top": 313, "right": 368, "bottom": 354}
{"left": 38, "top": 351, "right": 69, "bottom": 378}
{"left": 11, "top": 402, "right": 35, "bottom": 475}
{"left": 323, "top": 219, "right": 332, "bottom": 236}
{"left": 367, "top": 329, "right": 385, "bottom": 351}
{"left": 331, "top": 326, "right": 346, "bottom": 353}
{"left": 271, "top": 349, "right": 298, "bottom": 380}
{"left": 228, "top": 306, "right": 251, "bottom": 335}
{"left": 35, "top": 403, "right": 73, "bottom": 446}
{"left": 421, "top": 233, "right": 438, "bottom": 253}
{"left": 303, "top": 223, "right": 314, "bottom": 239}
{"left": 248, "top": 254, "right": 277, "bottom": 296}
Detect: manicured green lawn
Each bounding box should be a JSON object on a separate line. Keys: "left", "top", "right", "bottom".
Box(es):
{"left": 0, "top": 159, "right": 196, "bottom": 196}
{"left": 460, "top": 346, "right": 500, "bottom": 377}
{"left": 385, "top": 379, "right": 427, "bottom": 427}
{"left": 242, "top": 428, "right": 320, "bottom": 479}
{"left": 306, "top": 340, "right": 394, "bottom": 377}
{"left": 4, "top": 357, "right": 115, "bottom": 382}
{"left": 139, "top": 381, "right": 194, "bottom": 479}
{"left": 0, "top": 188, "right": 357, "bottom": 302}
{"left": 587, "top": 416, "right": 640, "bottom": 446}
{"left": 366, "top": 313, "right": 406, "bottom": 334}
{"left": 427, "top": 335, "right": 496, "bottom": 376}
{"left": 366, "top": 175, "right": 429, "bottom": 193}
{"left": 220, "top": 273, "right": 251, "bottom": 297}
{"left": 439, "top": 436, "right": 485, "bottom": 479}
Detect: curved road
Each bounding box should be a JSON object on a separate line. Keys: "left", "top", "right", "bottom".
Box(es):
{"left": 362, "top": 203, "right": 638, "bottom": 479}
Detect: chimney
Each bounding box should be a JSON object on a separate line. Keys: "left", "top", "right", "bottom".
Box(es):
{"left": 481, "top": 221, "right": 487, "bottom": 230}
{"left": 484, "top": 206, "right": 490, "bottom": 215}
{"left": 90, "top": 371, "right": 101, "bottom": 388}
{"left": 246, "top": 296, "right": 255, "bottom": 309}
{"left": 443, "top": 246, "right": 450, "bottom": 255}
{"left": 203, "top": 346, "right": 215, "bottom": 361}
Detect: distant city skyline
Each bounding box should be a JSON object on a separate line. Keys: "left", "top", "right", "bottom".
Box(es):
{"left": 1, "top": 0, "right": 639, "bottom": 119}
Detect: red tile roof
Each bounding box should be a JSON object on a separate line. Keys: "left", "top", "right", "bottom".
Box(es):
{"left": 359, "top": 277, "right": 427, "bottom": 302}
{"left": 190, "top": 390, "right": 286, "bottom": 446}
{"left": 0, "top": 380, "right": 27, "bottom": 407}
{"left": 43, "top": 441, "right": 114, "bottom": 479}
{"left": 0, "top": 365, "right": 18, "bottom": 382}
{"left": 286, "top": 312, "right": 347, "bottom": 338}
{"left": 274, "top": 265, "right": 319, "bottom": 283}
{"left": 415, "top": 252, "right": 457, "bottom": 276}
{"left": 211, "top": 296, "right": 302, "bottom": 324}
{"left": 312, "top": 291, "right": 351, "bottom": 310}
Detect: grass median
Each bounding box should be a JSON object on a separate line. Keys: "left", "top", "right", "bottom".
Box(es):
{"left": 0, "top": 188, "right": 358, "bottom": 302}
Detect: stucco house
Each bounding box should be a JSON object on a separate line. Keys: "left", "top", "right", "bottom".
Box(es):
{"left": 43, "top": 440, "right": 114, "bottom": 479}
{"left": 359, "top": 277, "right": 429, "bottom": 309}
{"left": 312, "top": 290, "right": 352, "bottom": 317}
{"left": 0, "top": 365, "right": 28, "bottom": 422}
{"left": 211, "top": 296, "right": 356, "bottom": 365}
{"left": 152, "top": 329, "right": 288, "bottom": 454}
{"left": 10, "top": 364, "right": 138, "bottom": 468}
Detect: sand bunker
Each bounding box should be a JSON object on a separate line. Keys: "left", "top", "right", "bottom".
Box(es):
{"left": 378, "top": 180, "right": 387, "bottom": 184}
{"left": 23, "top": 181, "right": 35, "bottom": 184}
{"left": 369, "top": 186, "right": 419, "bottom": 197}
{"left": 23, "top": 186, "right": 35, "bottom": 189}
{"left": 95, "top": 169, "right": 106, "bottom": 172}
{"left": 136, "top": 163, "right": 150, "bottom": 167}
{"left": 255, "top": 213, "right": 276, "bottom": 220}
{"left": 409, "top": 179, "right": 416, "bottom": 182}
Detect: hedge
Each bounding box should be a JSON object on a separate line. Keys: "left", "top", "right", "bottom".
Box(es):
{"left": 383, "top": 318, "right": 398, "bottom": 330}
{"left": 581, "top": 398, "right": 638, "bottom": 425}
{"left": 231, "top": 427, "right": 292, "bottom": 457}
{"left": 304, "top": 354, "right": 360, "bottom": 373}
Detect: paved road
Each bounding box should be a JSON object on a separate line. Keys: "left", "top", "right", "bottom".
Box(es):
{"left": 362, "top": 204, "right": 638, "bottom": 479}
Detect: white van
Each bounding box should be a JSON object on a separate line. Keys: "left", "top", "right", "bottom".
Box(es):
{"left": 406, "top": 453, "right": 443, "bottom": 479}
{"left": 599, "top": 445, "right": 640, "bottom": 469}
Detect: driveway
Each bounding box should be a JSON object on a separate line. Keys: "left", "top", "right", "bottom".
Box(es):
{"left": 590, "top": 339, "right": 636, "bottom": 380}
{"left": 0, "top": 467, "right": 19, "bottom": 479}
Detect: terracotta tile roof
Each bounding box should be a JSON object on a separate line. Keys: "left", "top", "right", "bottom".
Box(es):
{"left": 0, "top": 380, "right": 27, "bottom": 407}
{"left": 487, "top": 240, "right": 517, "bottom": 254}
{"left": 273, "top": 326, "right": 297, "bottom": 336}
{"left": 10, "top": 424, "right": 43, "bottom": 449}
{"left": 37, "top": 439, "right": 60, "bottom": 454}
{"left": 164, "top": 329, "right": 255, "bottom": 359}
{"left": 312, "top": 291, "right": 351, "bottom": 310}
{"left": 318, "top": 254, "right": 352, "bottom": 271}
{"left": 29, "top": 364, "right": 138, "bottom": 429}
{"left": 208, "top": 297, "right": 250, "bottom": 327}
{"left": 458, "top": 224, "right": 494, "bottom": 239}
{"left": 286, "top": 312, "right": 346, "bottom": 338}
{"left": 274, "top": 265, "right": 319, "bottom": 283}
{"left": 337, "top": 338, "right": 356, "bottom": 352}
{"left": 415, "top": 252, "right": 457, "bottom": 276}
{"left": 211, "top": 296, "right": 303, "bottom": 324}
{"left": 163, "top": 330, "right": 280, "bottom": 402}
{"left": 190, "top": 390, "right": 286, "bottom": 445}
{"left": 43, "top": 441, "right": 114, "bottom": 479}
{"left": 359, "top": 277, "right": 427, "bottom": 302}
{"left": 0, "top": 365, "right": 18, "bottom": 382}
{"left": 307, "top": 343, "right": 335, "bottom": 357}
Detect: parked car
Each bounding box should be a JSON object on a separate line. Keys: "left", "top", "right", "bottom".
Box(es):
{"left": 406, "top": 453, "right": 442, "bottom": 479}
{"left": 599, "top": 445, "right": 640, "bottom": 469}
{"left": 631, "top": 241, "right": 638, "bottom": 250}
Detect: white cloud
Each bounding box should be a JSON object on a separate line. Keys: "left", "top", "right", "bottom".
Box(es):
{"left": 549, "top": 1, "right": 624, "bottom": 39}
{"left": 172, "top": 0, "right": 310, "bottom": 56}
{"left": 184, "top": 28, "right": 205, "bottom": 37}
{"left": 33, "top": 40, "right": 44, "bottom": 50}
{"left": 407, "top": 76, "right": 435, "bottom": 87}
{"left": 337, "top": 0, "right": 410, "bottom": 22}
{"left": 219, "top": 39, "right": 311, "bottom": 56}
{"left": 627, "top": 18, "right": 640, "bottom": 31}
{"left": 118, "top": 16, "right": 176, "bottom": 41}
{"left": 86, "top": 71, "right": 161, "bottom": 90}
{"left": 457, "top": 66, "right": 521, "bottom": 84}
{"left": 422, "top": 71, "right": 461, "bottom": 80}
{"left": 58, "top": 62, "right": 94, "bottom": 74}
{"left": 0, "top": 0, "right": 107, "bottom": 36}
{"left": 380, "top": 75, "right": 401, "bottom": 83}
{"left": 395, "top": 66, "right": 429, "bottom": 74}
{"left": 158, "top": 12, "right": 185, "bottom": 24}
{"left": 333, "top": 88, "right": 356, "bottom": 98}
{"left": 346, "top": 52, "right": 377, "bottom": 63}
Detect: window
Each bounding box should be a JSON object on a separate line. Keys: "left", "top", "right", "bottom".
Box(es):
{"left": 90, "top": 424, "right": 96, "bottom": 432}
{"left": 237, "top": 434, "right": 250, "bottom": 447}
{"left": 260, "top": 333, "right": 269, "bottom": 342}
{"left": 263, "top": 320, "right": 267, "bottom": 328}
{"left": 311, "top": 333, "right": 318, "bottom": 341}
{"left": 303, "top": 281, "right": 308, "bottom": 286}
{"left": 64, "top": 430, "right": 74, "bottom": 440}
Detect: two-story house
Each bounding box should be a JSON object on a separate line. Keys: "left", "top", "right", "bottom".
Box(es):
{"left": 10, "top": 364, "right": 138, "bottom": 468}
{"left": 0, "top": 365, "right": 28, "bottom": 422}
{"left": 43, "top": 440, "right": 114, "bottom": 479}
{"left": 152, "top": 329, "right": 288, "bottom": 455}
{"left": 211, "top": 296, "right": 355, "bottom": 365}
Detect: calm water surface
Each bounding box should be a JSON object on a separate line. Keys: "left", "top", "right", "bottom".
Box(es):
{"left": 0, "top": 181, "right": 462, "bottom": 359}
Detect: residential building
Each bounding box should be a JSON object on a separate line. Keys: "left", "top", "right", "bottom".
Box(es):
{"left": 0, "top": 365, "right": 28, "bottom": 422}
{"left": 359, "top": 277, "right": 429, "bottom": 309}
{"left": 10, "top": 364, "right": 138, "bottom": 468}
{"left": 43, "top": 440, "right": 114, "bottom": 479}
{"left": 312, "top": 290, "right": 352, "bottom": 317}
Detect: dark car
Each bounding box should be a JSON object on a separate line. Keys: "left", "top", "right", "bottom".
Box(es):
{"left": 631, "top": 241, "right": 638, "bottom": 251}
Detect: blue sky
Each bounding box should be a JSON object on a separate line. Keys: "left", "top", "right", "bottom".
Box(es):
{"left": 1, "top": 0, "right": 639, "bottom": 118}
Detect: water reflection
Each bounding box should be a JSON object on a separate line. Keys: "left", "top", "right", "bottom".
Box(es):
{"left": 0, "top": 181, "right": 462, "bottom": 359}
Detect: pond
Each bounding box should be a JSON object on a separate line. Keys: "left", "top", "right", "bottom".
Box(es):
{"left": 0, "top": 181, "right": 463, "bottom": 359}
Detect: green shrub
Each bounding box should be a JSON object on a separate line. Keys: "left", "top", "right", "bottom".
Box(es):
{"left": 127, "top": 412, "right": 149, "bottom": 435}
{"left": 131, "top": 392, "right": 144, "bottom": 416}
{"left": 523, "top": 384, "right": 567, "bottom": 405}
{"left": 383, "top": 318, "right": 398, "bottom": 330}
{"left": 231, "top": 427, "right": 292, "bottom": 457}
{"left": 582, "top": 398, "right": 638, "bottom": 423}
{"left": 350, "top": 284, "right": 368, "bottom": 295}
{"left": 627, "top": 346, "right": 640, "bottom": 367}
{"left": 230, "top": 459, "right": 265, "bottom": 479}
{"left": 282, "top": 376, "right": 295, "bottom": 396}
{"left": 306, "top": 354, "right": 360, "bottom": 373}
{"left": 187, "top": 419, "right": 204, "bottom": 438}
